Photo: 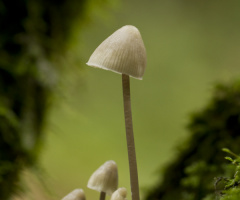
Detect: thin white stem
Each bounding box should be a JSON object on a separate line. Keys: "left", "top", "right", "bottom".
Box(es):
{"left": 122, "top": 74, "right": 139, "bottom": 200}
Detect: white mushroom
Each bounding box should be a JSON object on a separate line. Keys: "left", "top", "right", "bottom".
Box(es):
{"left": 62, "top": 189, "right": 86, "bottom": 200}
{"left": 86, "top": 25, "right": 146, "bottom": 200}
{"left": 110, "top": 188, "right": 127, "bottom": 200}
{"left": 87, "top": 160, "right": 118, "bottom": 200}
{"left": 87, "top": 25, "right": 146, "bottom": 80}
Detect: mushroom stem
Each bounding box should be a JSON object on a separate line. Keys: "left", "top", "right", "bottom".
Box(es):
{"left": 100, "top": 191, "right": 106, "bottom": 200}
{"left": 122, "top": 74, "right": 140, "bottom": 200}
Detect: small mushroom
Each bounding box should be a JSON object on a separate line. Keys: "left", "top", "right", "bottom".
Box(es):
{"left": 110, "top": 188, "right": 127, "bottom": 200}
{"left": 62, "top": 189, "right": 86, "bottom": 200}
{"left": 87, "top": 160, "right": 118, "bottom": 200}
{"left": 86, "top": 25, "right": 146, "bottom": 200}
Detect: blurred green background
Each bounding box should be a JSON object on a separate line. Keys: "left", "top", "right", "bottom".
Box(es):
{"left": 13, "top": 0, "right": 240, "bottom": 199}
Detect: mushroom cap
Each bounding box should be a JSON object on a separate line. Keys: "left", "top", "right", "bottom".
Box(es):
{"left": 110, "top": 188, "right": 127, "bottom": 200}
{"left": 62, "top": 189, "right": 86, "bottom": 200}
{"left": 86, "top": 25, "right": 147, "bottom": 80}
{"left": 87, "top": 160, "right": 118, "bottom": 195}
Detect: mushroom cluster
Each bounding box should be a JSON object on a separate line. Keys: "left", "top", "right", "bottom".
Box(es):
{"left": 62, "top": 161, "right": 127, "bottom": 200}
{"left": 62, "top": 25, "right": 146, "bottom": 200}
{"left": 87, "top": 25, "right": 146, "bottom": 200}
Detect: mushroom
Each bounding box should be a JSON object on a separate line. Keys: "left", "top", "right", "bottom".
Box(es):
{"left": 86, "top": 25, "right": 146, "bottom": 200}
{"left": 87, "top": 160, "right": 118, "bottom": 200}
{"left": 62, "top": 189, "right": 86, "bottom": 200}
{"left": 110, "top": 188, "right": 127, "bottom": 200}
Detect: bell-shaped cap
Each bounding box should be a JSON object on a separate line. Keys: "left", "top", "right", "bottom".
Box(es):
{"left": 87, "top": 160, "right": 118, "bottom": 195}
{"left": 86, "top": 25, "right": 147, "bottom": 80}
{"left": 110, "top": 188, "right": 127, "bottom": 200}
{"left": 62, "top": 189, "right": 86, "bottom": 200}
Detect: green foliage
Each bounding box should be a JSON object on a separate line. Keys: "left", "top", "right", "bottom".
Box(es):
{"left": 0, "top": 0, "right": 95, "bottom": 199}
{"left": 215, "top": 149, "right": 240, "bottom": 200}
{"left": 220, "top": 188, "right": 240, "bottom": 200}
{"left": 145, "top": 80, "right": 240, "bottom": 200}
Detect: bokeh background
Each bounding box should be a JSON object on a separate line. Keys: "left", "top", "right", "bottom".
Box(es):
{"left": 7, "top": 0, "right": 240, "bottom": 199}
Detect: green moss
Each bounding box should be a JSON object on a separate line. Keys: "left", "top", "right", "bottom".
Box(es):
{"left": 0, "top": 0, "right": 104, "bottom": 198}
{"left": 145, "top": 80, "right": 240, "bottom": 200}
{"left": 221, "top": 188, "right": 240, "bottom": 200}
{"left": 214, "top": 149, "right": 240, "bottom": 200}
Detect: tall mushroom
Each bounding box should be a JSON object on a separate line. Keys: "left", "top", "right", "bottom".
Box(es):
{"left": 86, "top": 25, "right": 147, "bottom": 200}
{"left": 87, "top": 160, "right": 118, "bottom": 200}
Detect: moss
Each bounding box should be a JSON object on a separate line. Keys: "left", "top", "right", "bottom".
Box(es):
{"left": 220, "top": 188, "right": 240, "bottom": 200}
{"left": 0, "top": 0, "right": 99, "bottom": 198}
{"left": 145, "top": 80, "right": 240, "bottom": 200}
{"left": 214, "top": 149, "right": 240, "bottom": 200}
